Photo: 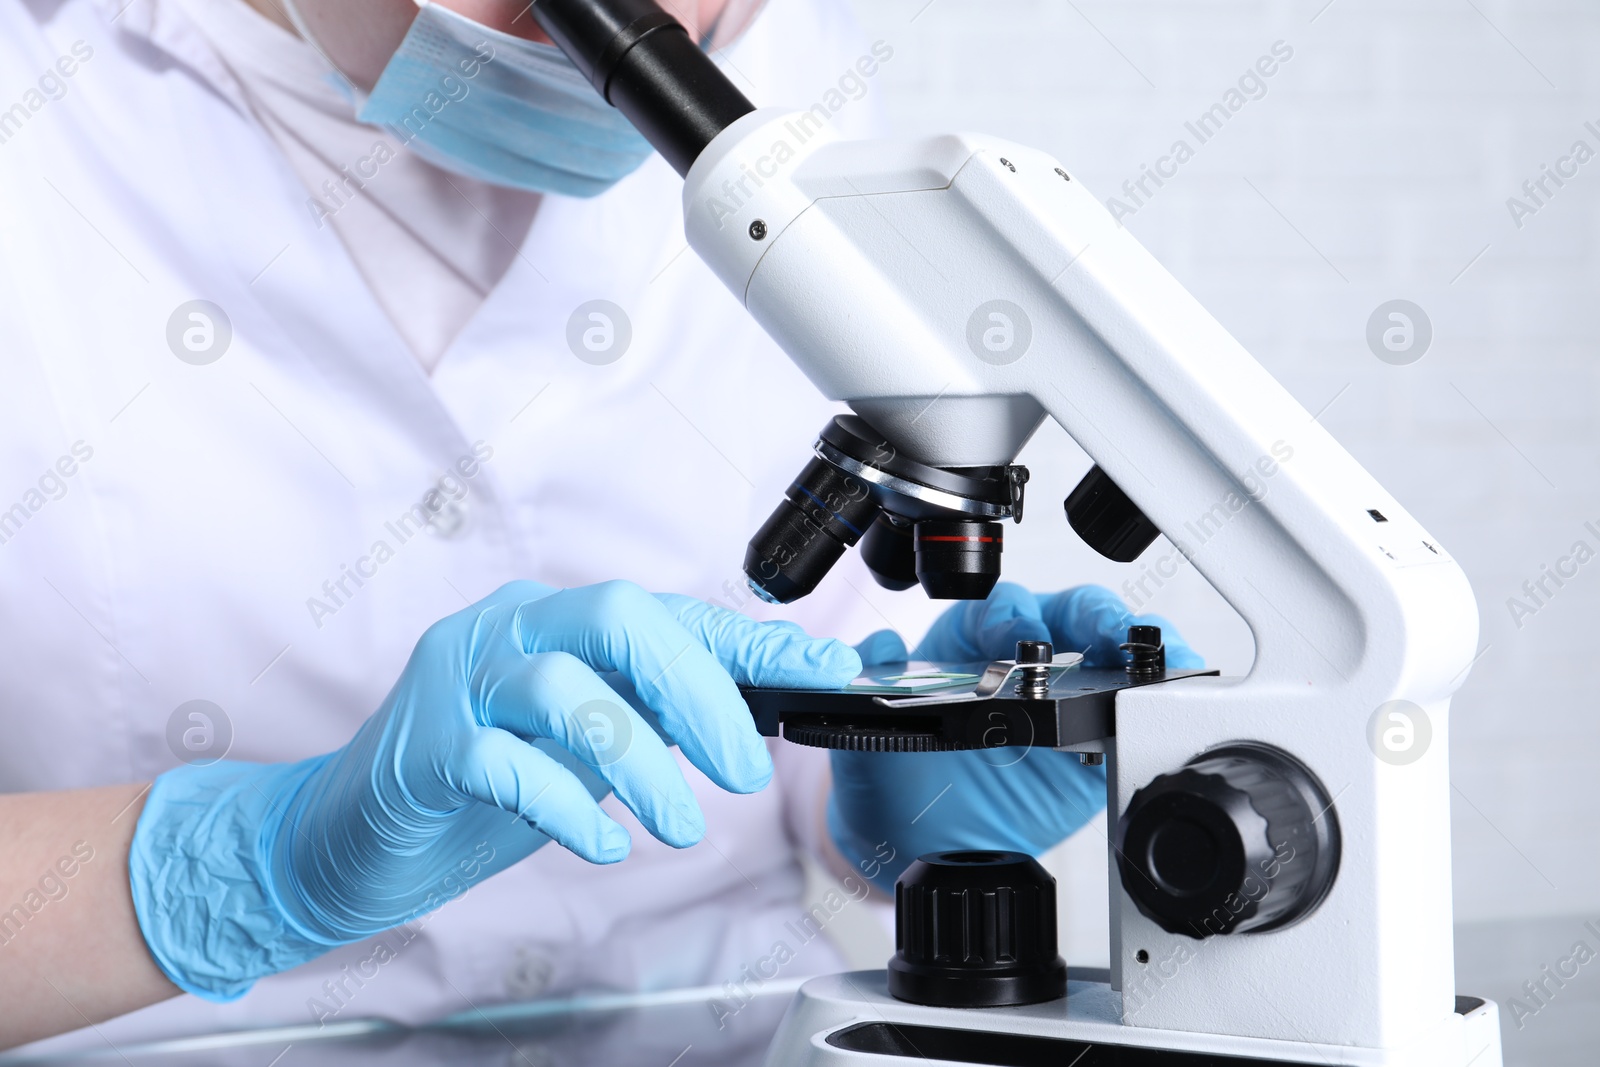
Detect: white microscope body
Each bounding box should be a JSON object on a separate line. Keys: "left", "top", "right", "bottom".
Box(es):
{"left": 681, "top": 109, "right": 1501, "bottom": 1067}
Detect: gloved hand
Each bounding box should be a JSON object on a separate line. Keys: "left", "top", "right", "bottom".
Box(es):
{"left": 130, "top": 580, "right": 860, "bottom": 1000}
{"left": 832, "top": 583, "right": 1202, "bottom": 891}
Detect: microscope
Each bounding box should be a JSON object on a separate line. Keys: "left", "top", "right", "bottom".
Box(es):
{"left": 530, "top": 2, "right": 1504, "bottom": 1063}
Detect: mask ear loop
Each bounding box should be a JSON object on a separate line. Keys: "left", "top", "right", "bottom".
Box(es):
{"left": 276, "top": 0, "right": 320, "bottom": 47}
{"left": 275, "top": 0, "right": 382, "bottom": 106}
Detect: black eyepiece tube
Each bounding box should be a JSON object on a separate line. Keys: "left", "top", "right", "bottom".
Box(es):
{"left": 528, "top": 0, "right": 757, "bottom": 176}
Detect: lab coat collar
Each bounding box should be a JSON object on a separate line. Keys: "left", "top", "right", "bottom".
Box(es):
{"left": 88, "top": 0, "right": 252, "bottom": 115}
{"left": 72, "top": 0, "right": 464, "bottom": 460}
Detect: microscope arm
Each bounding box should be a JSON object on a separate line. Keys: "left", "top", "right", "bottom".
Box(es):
{"left": 680, "top": 113, "right": 1480, "bottom": 1049}
{"left": 528, "top": 3, "right": 1486, "bottom": 1055}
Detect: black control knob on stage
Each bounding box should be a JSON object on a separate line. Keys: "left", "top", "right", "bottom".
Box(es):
{"left": 1013, "top": 640, "right": 1053, "bottom": 698}
{"left": 1121, "top": 624, "right": 1165, "bottom": 680}
{"left": 888, "top": 851, "right": 1067, "bottom": 1008}
{"left": 1115, "top": 744, "right": 1341, "bottom": 938}
{"left": 1015, "top": 640, "right": 1052, "bottom": 664}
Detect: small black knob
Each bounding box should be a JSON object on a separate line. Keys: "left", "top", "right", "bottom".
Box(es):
{"left": 1015, "top": 640, "right": 1053, "bottom": 664}
{"left": 1013, "top": 640, "right": 1053, "bottom": 697}
{"left": 1115, "top": 744, "right": 1341, "bottom": 939}
{"left": 1127, "top": 624, "right": 1161, "bottom": 647}
{"left": 889, "top": 851, "right": 1066, "bottom": 1008}
{"left": 1121, "top": 625, "right": 1165, "bottom": 680}
{"left": 1064, "top": 465, "right": 1159, "bottom": 563}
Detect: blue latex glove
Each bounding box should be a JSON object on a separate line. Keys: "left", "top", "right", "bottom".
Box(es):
{"left": 129, "top": 580, "right": 860, "bottom": 1000}
{"left": 832, "top": 583, "right": 1202, "bottom": 891}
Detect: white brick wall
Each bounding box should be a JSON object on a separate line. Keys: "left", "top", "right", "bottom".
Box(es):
{"left": 840, "top": 0, "right": 1600, "bottom": 940}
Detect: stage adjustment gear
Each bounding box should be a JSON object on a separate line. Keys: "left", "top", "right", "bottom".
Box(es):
{"left": 780, "top": 722, "right": 959, "bottom": 752}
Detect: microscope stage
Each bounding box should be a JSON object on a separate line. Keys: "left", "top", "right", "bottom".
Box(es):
{"left": 741, "top": 664, "right": 1217, "bottom": 752}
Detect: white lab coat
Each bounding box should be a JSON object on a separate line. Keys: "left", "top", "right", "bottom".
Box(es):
{"left": 0, "top": 0, "right": 930, "bottom": 1049}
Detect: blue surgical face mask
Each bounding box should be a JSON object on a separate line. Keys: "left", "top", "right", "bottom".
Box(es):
{"left": 354, "top": 3, "right": 656, "bottom": 198}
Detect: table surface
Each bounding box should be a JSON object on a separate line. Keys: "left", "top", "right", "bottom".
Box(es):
{"left": 2, "top": 919, "right": 1592, "bottom": 1066}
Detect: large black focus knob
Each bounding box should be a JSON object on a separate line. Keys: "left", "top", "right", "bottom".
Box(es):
{"left": 888, "top": 851, "right": 1066, "bottom": 1008}
{"left": 1115, "top": 743, "right": 1341, "bottom": 939}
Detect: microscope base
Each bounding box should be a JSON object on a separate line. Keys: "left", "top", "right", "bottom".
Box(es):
{"left": 763, "top": 972, "right": 1503, "bottom": 1067}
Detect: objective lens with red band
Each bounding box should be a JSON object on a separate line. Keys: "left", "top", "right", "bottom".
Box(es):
{"left": 914, "top": 520, "right": 1004, "bottom": 600}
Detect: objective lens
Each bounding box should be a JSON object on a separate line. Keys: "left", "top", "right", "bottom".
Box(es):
{"left": 744, "top": 457, "right": 880, "bottom": 604}
{"left": 915, "top": 520, "right": 1004, "bottom": 600}
{"left": 860, "top": 515, "right": 918, "bottom": 592}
